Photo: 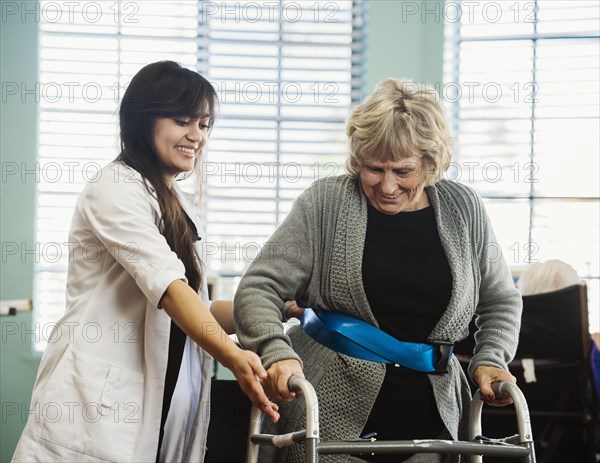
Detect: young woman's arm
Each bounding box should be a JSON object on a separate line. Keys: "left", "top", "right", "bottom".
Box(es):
{"left": 78, "top": 170, "right": 278, "bottom": 417}
{"left": 210, "top": 300, "right": 235, "bottom": 334}
{"left": 160, "top": 279, "right": 279, "bottom": 422}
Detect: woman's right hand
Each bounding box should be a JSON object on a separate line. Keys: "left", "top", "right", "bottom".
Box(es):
{"left": 227, "top": 348, "right": 281, "bottom": 422}
{"left": 159, "top": 281, "right": 280, "bottom": 421}
{"left": 284, "top": 300, "right": 305, "bottom": 320}
{"left": 263, "top": 359, "right": 304, "bottom": 402}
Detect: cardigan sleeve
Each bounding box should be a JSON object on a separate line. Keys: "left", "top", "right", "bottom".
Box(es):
{"left": 233, "top": 189, "right": 314, "bottom": 368}
{"left": 468, "top": 194, "right": 523, "bottom": 381}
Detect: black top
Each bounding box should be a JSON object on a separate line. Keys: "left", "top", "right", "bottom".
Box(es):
{"left": 360, "top": 203, "right": 452, "bottom": 462}
{"left": 156, "top": 322, "right": 186, "bottom": 461}
{"left": 156, "top": 211, "right": 200, "bottom": 461}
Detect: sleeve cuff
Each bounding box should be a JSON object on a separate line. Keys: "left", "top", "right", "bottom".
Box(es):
{"left": 259, "top": 338, "right": 303, "bottom": 370}
{"left": 142, "top": 266, "right": 187, "bottom": 309}
{"left": 468, "top": 354, "right": 509, "bottom": 383}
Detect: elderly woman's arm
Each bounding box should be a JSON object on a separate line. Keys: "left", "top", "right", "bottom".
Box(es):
{"left": 234, "top": 191, "right": 314, "bottom": 400}
{"left": 470, "top": 198, "right": 523, "bottom": 406}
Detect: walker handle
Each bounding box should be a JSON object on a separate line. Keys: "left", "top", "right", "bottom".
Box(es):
{"left": 469, "top": 382, "right": 535, "bottom": 462}
{"left": 491, "top": 381, "right": 514, "bottom": 400}
{"left": 286, "top": 376, "right": 320, "bottom": 439}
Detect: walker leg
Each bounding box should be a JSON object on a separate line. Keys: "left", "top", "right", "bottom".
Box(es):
{"left": 246, "top": 405, "right": 262, "bottom": 463}
{"left": 521, "top": 442, "right": 535, "bottom": 463}
{"left": 469, "top": 390, "right": 484, "bottom": 463}
{"left": 305, "top": 438, "right": 318, "bottom": 463}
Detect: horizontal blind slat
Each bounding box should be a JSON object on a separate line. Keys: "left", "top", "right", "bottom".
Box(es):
{"left": 444, "top": 0, "right": 599, "bottom": 332}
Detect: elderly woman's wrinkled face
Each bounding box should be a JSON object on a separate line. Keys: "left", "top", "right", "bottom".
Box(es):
{"left": 359, "top": 157, "right": 428, "bottom": 215}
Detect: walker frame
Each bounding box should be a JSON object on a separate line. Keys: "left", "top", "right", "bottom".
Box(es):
{"left": 246, "top": 377, "right": 536, "bottom": 462}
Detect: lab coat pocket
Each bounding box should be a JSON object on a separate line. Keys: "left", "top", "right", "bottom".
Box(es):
{"left": 40, "top": 349, "right": 144, "bottom": 462}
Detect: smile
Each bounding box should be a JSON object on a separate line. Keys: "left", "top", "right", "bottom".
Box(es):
{"left": 380, "top": 192, "right": 401, "bottom": 199}
{"left": 176, "top": 146, "right": 196, "bottom": 157}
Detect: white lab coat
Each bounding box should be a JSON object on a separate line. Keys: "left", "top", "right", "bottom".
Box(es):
{"left": 13, "top": 161, "right": 213, "bottom": 462}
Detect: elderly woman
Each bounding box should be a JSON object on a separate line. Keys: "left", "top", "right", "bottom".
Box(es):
{"left": 234, "top": 79, "right": 521, "bottom": 463}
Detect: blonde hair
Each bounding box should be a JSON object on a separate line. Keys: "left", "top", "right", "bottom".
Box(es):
{"left": 346, "top": 78, "right": 453, "bottom": 185}
{"left": 518, "top": 259, "right": 581, "bottom": 296}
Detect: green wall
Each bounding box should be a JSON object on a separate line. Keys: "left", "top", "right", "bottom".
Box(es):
{"left": 0, "top": 2, "right": 444, "bottom": 460}
{"left": 0, "top": 5, "right": 42, "bottom": 462}
{"left": 367, "top": 0, "right": 445, "bottom": 92}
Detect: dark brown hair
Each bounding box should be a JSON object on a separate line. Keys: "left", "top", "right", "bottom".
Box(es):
{"left": 117, "top": 61, "right": 218, "bottom": 291}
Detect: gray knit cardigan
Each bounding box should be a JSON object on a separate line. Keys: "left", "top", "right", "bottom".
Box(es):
{"left": 234, "top": 175, "right": 522, "bottom": 463}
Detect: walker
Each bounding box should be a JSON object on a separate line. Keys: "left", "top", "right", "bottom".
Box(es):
{"left": 246, "top": 376, "right": 536, "bottom": 462}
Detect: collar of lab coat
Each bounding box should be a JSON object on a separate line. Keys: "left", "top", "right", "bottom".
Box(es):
{"left": 117, "top": 161, "right": 204, "bottom": 241}
{"left": 172, "top": 181, "right": 204, "bottom": 243}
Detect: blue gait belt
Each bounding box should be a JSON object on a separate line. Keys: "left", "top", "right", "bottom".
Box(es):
{"left": 300, "top": 308, "right": 453, "bottom": 374}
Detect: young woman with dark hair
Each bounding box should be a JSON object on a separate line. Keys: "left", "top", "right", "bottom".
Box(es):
{"left": 13, "top": 61, "right": 278, "bottom": 463}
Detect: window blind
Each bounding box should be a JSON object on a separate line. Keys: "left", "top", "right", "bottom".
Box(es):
{"left": 197, "top": 0, "right": 365, "bottom": 297}
{"left": 35, "top": 0, "right": 365, "bottom": 350}
{"left": 443, "top": 0, "right": 599, "bottom": 331}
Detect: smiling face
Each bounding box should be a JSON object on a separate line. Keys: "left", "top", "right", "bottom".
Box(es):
{"left": 153, "top": 115, "right": 210, "bottom": 184}
{"left": 359, "top": 157, "right": 429, "bottom": 214}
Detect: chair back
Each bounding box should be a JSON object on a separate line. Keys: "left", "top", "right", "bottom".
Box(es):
{"left": 517, "top": 283, "right": 589, "bottom": 360}
{"left": 454, "top": 283, "right": 590, "bottom": 360}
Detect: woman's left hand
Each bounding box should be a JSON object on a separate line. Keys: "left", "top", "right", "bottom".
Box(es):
{"left": 473, "top": 365, "right": 517, "bottom": 407}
